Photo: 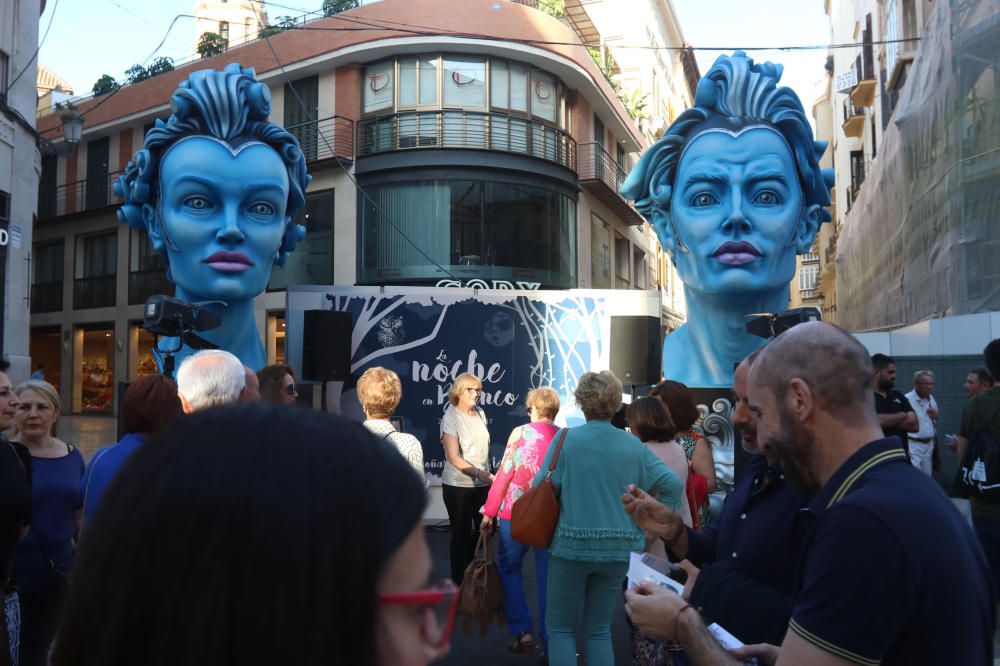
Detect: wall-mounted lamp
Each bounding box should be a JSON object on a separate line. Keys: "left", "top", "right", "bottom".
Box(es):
{"left": 38, "top": 102, "right": 84, "bottom": 156}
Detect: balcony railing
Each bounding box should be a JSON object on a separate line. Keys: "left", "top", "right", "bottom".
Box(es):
{"left": 38, "top": 170, "right": 123, "bottom": 221}
{"left": 128, "top": 268, "right": 175, "bottom": 305}
{"left": 800, "top": 252, "right": 820, "bottom": 263}
{"left": 73, "top": 274, "right": 116, "bottom": 309}
{"left": 285, "top": 115, "right": 354, "bottom": 164}
{"left": 579, "top": 142, "right": 644, "bottom": 226}
{"left": 30, "top": 281, "right": 63, "bottom": 313}
{"left": 842, "top": 100, "right": 865, "bottom": 138}
{"left": 356, "top": 110, "right": 577, "bottom": 171}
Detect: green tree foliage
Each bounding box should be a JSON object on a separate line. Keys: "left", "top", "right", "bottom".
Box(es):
{"left": 147, "top": 57, "right": 175, "bottom": 77}
{"left": 197, "top": 31, "right": 228, "bottom": 59}
{"left": 322, "top": 0, "right": 359, "bottom": 16}
{"left": 91, "top": 74, "right": 120, "bottom": 97}
{"left": 258, "top": 16, "right": 298, "bottom": 38}
{"left": 588, "top": 47, "right": 620, "bottom": 90}
{"left": 125, "top": 64, "right": 150, "bottom": 84}
{"left": 619, "top": 89, "right": 650, "bottom": 121}
{"left": 537, "top": 0, "right": 565, "bottom": 18}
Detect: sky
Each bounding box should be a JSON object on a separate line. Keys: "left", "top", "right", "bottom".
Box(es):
{"left": 37, "top": 0, "right": 831, "bottom": 116}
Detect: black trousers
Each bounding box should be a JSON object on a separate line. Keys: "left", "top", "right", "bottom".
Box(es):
{"left": 442, "top": 484, "right": 490, "bottom": 584}
{"left": 18, "top": 577, "right": 66, "bottom": 666}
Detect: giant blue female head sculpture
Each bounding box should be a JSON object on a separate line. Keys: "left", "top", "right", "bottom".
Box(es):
{"left": 622, "top": 52, "right": 833, "bottom": 387}
{"left": 117, "top": 63, "right": 312, "bottom": 369}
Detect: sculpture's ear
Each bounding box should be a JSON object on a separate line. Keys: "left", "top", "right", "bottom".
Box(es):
{"left": 793, "top": 203, "right": 823, "bottom": 254}
{"left": 649, "top": 209, "right": 677, "bottom": 257}
{"left": 142, "top": 203, "right": 165, "bottom": 253}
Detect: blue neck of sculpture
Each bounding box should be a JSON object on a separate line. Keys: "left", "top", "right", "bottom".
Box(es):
{"left": 664, "top": 283, "right": 786, "bottom": 388}
{"left": 160, "top": 294, "right": 265, "bottom": 371}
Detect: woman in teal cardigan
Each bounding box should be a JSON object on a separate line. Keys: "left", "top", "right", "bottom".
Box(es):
{"left": 534, "top": 370, "right": 684, "bottom": 666}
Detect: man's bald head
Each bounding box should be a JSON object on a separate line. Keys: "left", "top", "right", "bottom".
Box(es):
{"left": 176, "top": 350, "right": 246, "bottom": 413}
{"left": 752, "top": 322, "right": 873, "bottom": 418}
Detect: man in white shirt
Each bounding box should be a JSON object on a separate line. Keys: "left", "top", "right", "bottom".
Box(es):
{"left": 905, "top": 370, "right": 938, "bottom": 475}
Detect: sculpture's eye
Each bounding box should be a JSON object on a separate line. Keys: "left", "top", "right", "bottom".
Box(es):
{"left": 183, "top": 195, "right": 212, "bottom": 210}
{"left": 250, "top": 202, "right": 275, "bottom": 216}
{"left": 692, "top": 193, "right": 717, "bottom": 207}
{"left": 752, "top": 191, "right": 780, "bottom": 205}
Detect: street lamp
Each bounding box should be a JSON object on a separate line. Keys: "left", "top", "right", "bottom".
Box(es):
{"left": 60, "top": 105, "right": 84, "bottom": 146}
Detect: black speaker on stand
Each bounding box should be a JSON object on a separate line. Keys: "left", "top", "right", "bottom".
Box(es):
{"left": 301, "top": 310, "right": 353, "bottom": 382}
{"left": 610, "top": 315, "right": 662, "bottom": 389}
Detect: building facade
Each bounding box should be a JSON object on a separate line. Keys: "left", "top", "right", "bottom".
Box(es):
{"left": 193, "top": 0, "right": 268, "bottom": 50}
{"left": 31, "top": 0, "right": 685, "bottom": 414}
{"left": 1, "top": 0, "right": 45, "bottom": 383}
{"left": 822, "top": 0, "right": 999, "bottom": 332}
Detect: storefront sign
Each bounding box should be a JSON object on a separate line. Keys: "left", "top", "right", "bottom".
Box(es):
{"left": 287, "top": 286, "right": 659, "bottom": 482}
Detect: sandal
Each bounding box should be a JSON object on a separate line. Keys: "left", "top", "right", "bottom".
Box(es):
{"left": 507, "top": 631, "right": 535, "bottom": 654}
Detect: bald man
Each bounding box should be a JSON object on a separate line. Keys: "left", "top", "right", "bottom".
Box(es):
{"left": 175, "top": 350, "right": 246, "bottom": 413}
{"left": 625, "top": 322, "right": 994, "bottom": 666}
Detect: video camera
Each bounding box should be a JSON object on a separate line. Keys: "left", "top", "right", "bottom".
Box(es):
{"left": 745, "top": 307, "right": 822, "bottom": 340}
{"left": 142, "top": 295, "right": 223, "bottom": 377}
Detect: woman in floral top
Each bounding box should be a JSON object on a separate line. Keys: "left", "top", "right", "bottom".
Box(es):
{"left": 480, "top": 388, "right": 560, "bottom": 656}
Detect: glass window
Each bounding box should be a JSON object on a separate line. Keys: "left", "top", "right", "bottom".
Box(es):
{"left": 399, "top": 57, "right": 417, "bottom": 107}
{"left": 530, "top": 71, "right": 557, "bottom": 122}
{"left": 79, "top": 327, "right": 114, "bottom": 414}
{"left": 590, "top": 214, "right": 612, "bottom": 289}
{"left": 77, "top": 231, "right": 116, "bottom": 278}
{"left": 491, "top": 59, "right": 509, "bottom": 109}
{"left": 633, "top": 249, "right": 646, "bottom": 289}
{"left": 363, "top": 60, "right": 394, "bottom": 113}
{"left": 360, "top": 179, "right": 576, "bottom": 288}
{"left": 443, "top": 56, "right": 486, "bottom": 108}
{"left": 34, "top": 241, "right": 64, "bottom": 284}
{"left": 419, "top": 56, "right": 438, "bottom": 105}
{"left": 510, "top": 63, "right": 528, "bottom": 112}
{"left": 268, "top": 189, "right": 335, "bottom": 290}
{"left": 615, "top": 234, "right": 630, "bottom": 287}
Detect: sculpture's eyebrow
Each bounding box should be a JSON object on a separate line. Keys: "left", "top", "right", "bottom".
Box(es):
{"left": 682, "top": 170, "right": 728, "bottom": 188}
{"left": 746, "top": 170, "right": 789, "bottom": 185}
{"left": 174, "top": 175, "right": 285, "bottom": 197}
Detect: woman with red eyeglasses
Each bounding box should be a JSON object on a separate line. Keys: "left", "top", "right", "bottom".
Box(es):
{"left": 50, "top": 404, "right": 454, "bottom": 666}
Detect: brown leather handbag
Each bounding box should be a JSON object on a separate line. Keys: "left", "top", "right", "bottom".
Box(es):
{"left": 457, "top": 532, "right": 505, "bottom": 634}
{"left": 510, "top": 428, "right": 568, "bottom": 548}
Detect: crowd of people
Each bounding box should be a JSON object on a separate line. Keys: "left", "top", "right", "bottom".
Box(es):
{"left": 0, "top": 324, "right": 998, "bottom": 665}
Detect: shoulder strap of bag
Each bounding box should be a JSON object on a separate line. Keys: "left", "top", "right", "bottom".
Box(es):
{"left": 543, "top": 428, "right": 569, "bottom": 481}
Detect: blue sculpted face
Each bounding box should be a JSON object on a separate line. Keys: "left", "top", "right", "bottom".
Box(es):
{"left": 148, "top": 136, "right": 290, "bottom": 303}
{"left": 666, "top": 127, "right": 818, "bottom": 294}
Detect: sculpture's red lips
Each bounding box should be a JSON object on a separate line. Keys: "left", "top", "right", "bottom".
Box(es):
{"left": 203, "top": 252, "right": 253, "bottom": 272}
{"left": 712, "top": 241, "right": 761, "bottom": 257}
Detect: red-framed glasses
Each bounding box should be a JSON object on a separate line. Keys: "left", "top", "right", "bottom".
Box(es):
{"left": 379, "top": 579, "right": 459, "bottom": 649}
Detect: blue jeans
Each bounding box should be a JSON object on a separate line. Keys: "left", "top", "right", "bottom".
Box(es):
{"left": 973, "top": 516, "right": 1000, "bottom": 597}
{"left": 497, "top": 518, "right": 548, "bottom": 648}
{"left": 546, "top": 556, "right": 628, "bottom": 666}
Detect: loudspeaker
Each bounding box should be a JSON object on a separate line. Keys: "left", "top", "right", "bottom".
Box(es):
{"left": 302, "top": 310, "right": 352, "bottom": 381}
{"left": 610, "top": 315, "right": 662, "bottom": 386}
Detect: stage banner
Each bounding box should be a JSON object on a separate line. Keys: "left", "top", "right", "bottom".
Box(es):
{"left": 286, "top": 286, "right": 660, "bottom": 484}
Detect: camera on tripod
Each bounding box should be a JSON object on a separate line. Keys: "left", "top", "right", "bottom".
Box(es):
{"left": 142, "top": 295, "right": 223, "bottom": 376}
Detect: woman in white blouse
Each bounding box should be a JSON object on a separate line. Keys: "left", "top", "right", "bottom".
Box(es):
{"left": 357, "top": 367, "right": 424, "bottom": 480}
{"left": 440, "top": 372, "right": 493, "bottom": 584}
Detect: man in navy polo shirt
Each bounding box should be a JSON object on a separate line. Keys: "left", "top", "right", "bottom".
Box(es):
{"left": 625, "top": 322, "right": 994, "bottom": 665}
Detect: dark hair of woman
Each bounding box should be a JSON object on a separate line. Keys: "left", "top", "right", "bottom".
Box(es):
{"left": 626, "top": 397, "right": 676, "bottom": 443}
{"left": 121, "top": 375, "right": 183, "bottom": 435}
{"left": 51, "top": 404, "right": 427, "bottom": 666}
{"left": 256, "top": 364, "right": 295, "bottom": 402}
{"left": 649, "top": 380, "right": 699, "bottom": 432}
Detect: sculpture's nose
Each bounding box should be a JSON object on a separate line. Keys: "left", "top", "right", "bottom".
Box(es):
{"left": 216, "top": 207, "right": 245, "bottom": 244}
{"left": 721, "top": 192, "right": 753, "bottom": 235}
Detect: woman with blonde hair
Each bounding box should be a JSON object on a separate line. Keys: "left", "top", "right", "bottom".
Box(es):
{"left": 481, "top": 387, "right": 561, "bottom": 655}
{"left": 535, "top": 371, "right": 683, "bottom": 666}
{"left": 440, "top": 373, "right": 492, "bottom": 584}
{"left": 11, "top": 380, "right": 84, "bottom": 666}
{"left": 357, "top": 367, "right": 424, "bottom": 479}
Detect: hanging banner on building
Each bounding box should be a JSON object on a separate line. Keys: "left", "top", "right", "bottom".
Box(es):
{"left": 286, "top": 286, "right": 660, "bottom": 483}
{"left": 836, "top": 67, "right": 858, "bottom": 94}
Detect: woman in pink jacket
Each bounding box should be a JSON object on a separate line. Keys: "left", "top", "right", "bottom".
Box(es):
{"left": 480, "top": 387, "right": 560, "bottom": 656}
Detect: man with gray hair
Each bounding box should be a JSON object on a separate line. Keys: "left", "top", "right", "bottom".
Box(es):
{"left": 176, "top": 350, "right": 246, "bottom": 413}
{"left": 905, "top": 370, "right": 938, "bottom": 475}
{"left": 624, "top": 322, "right": 994, "bottom": 665}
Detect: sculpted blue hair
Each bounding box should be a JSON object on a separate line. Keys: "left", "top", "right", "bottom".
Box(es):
{"left": 115, "top": 63, "right": 311, "bottom": 268}
{"left": 622, "top": 51, "right": 833, "bottom": 223}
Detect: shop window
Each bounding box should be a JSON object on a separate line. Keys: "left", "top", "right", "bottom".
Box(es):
{"left": 614, "top": 234, "right": 630, "bottom": 288}
{"left": 79, "top": 327, "right": 115, "bottom": 414}
{"left": 268, "top": 189, "right": 335, "bottom": 290}
{"left": 360, "top": 178, "right": 576, "bottom": 289}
